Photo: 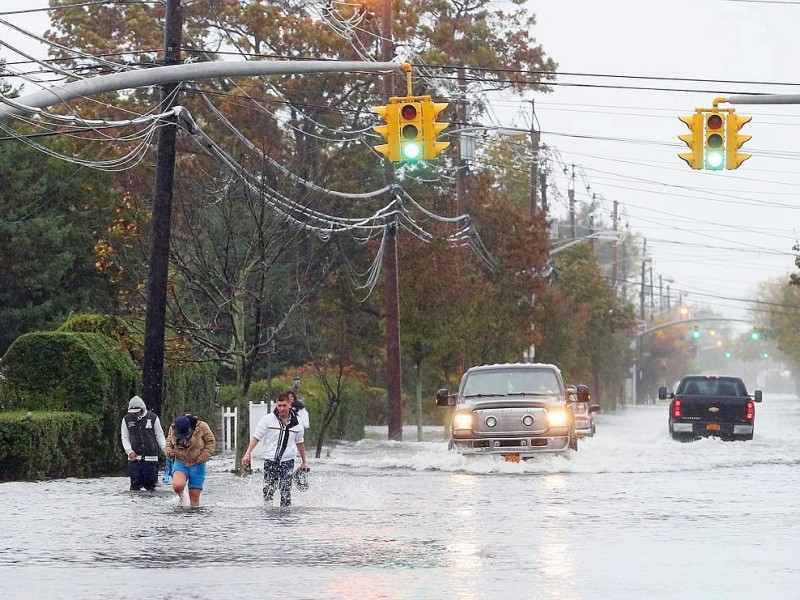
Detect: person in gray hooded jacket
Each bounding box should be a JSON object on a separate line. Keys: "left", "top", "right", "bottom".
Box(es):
{"left": 120, "top": 396, "right": 167, "bottom": 490}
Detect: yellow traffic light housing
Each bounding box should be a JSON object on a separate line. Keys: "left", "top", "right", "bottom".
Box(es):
{"left": 679, "top": 103, "right": 754, "bottom": 171}
{"left": 375, "top": 94, "right": 451, "bottom": 164}
{"left": 421, "top": 99, "right": 450, "bottom": 160}
{"left": 726, "top": 111, "right": 752, "bottom": 170}
{"left": 704, "top": 110, "right": 726, "bottom": 170}
{"left": 372, "top": 103, "right": 400, "bottom": 162}
{"left": 678, "top": 112, "right": 703, "bottom": 170}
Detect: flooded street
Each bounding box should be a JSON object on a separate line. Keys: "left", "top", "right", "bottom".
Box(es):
{"left": 3, "top": 395, "right": 800, "bottom": 599}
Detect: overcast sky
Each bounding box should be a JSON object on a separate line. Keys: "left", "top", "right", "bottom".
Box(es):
{"left": 527, "top": 0, "right": 800, "bottom": 328}
{"left": 3, "top": 0, "right": 800, "bottom": 329}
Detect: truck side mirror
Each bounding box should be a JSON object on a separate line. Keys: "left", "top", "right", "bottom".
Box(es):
{"left": 589, "top": 404, "right": 600, "bottom": 413}
{"left": 435, "top": 388, "right": 454, "bottom": 407}
{"left": 658, "top": 387, "right": 667, "bottom": 400}
{"left": 753, "top": 390, "right": 763, "bottom": 403}
{"left": 575, "top": 384, "right": 591, "bottom": 403}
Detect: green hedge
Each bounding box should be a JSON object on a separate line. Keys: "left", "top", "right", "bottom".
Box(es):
{"left": 0, "top": 331, "right": 138, "bottom": 474}
{"left": 0, "top": 411, "right": 101, "bottom": 481}
{"left": 0, "top": 331, "right": 138, "bottom": 414}
{"left": 162, "top": 361, "right": 219, "bottom": 431}
{"left": 0, "top": 327, "right": 220, "bottom": 480}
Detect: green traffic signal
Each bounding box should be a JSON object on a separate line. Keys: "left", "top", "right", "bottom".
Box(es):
{"left": 750, "top": 328, "right": 761, "bottom": 341}
{"left": 704, "top": 113, "right": 725, "bottom": 170}
{"left": 724, "top": 351, "right": 732, "bottom": 359}
{"left": 691, "top": 326, "right": 701, "bottom": 339}
{"left": 399, "top": 103, "right": 423, "bottom": 162}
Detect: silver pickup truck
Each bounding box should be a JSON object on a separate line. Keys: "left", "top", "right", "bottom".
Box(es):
{"left": 435, "top": 363, "right": 592, "bottom": 459}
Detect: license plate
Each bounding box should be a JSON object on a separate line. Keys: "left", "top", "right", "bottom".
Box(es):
{"left": 706, "top": 423, "right": 721, "bottom": 432}
{"left": 504, "top": 454, "right": 521, "bottom": 463}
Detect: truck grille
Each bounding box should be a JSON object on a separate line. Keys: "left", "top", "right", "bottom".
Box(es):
{"left": 472, "top": 407, "right": 549, "bottom": 435}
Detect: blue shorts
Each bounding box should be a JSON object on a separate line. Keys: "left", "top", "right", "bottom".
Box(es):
{"left": 172, "top": 460, "right": 207, "bottom": 490}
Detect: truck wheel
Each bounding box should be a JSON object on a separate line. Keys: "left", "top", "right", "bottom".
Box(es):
{"left": 569, "top": 436, "right": 578, "bottom": 451}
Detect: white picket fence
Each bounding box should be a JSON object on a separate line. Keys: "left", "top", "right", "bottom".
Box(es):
{"left": 221, "top": 406, "right": 237, "bottom": 451}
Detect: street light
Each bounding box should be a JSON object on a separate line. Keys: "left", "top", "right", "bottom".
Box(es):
{"left": 292, "top": 373, "right": 301, "bottom": 391}
{"left": 550, "top": 230, "right": 625, "bottom": 255}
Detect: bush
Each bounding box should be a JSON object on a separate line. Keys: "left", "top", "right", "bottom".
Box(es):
{"left": 162, "top": 362, "right": 219, "bottom": 431}
{"left": 0, "top": 411, "right": 101, "bottom": 481}
{"left": 0, "top": 331, "right": 138, "bottom": 474}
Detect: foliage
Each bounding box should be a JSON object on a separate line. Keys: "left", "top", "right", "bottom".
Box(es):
{"left": 755, "top": 279, "right": 800, "bottom": 366}
{"left": 0, "top": 331, "right": 138, "bottom": 472}
{"left": 0, "top": 411, "right": 101, "bottom": 481}
{"left": 38, "top": 0, "right": 558, "bottom": 431}
{"left": 162, "top": 361, "right": 220, "bottom": 430}
{"left": 0, "top": 138, "right": 118, "bottom": 356}
{"left": 0, "top": 332, "right": 138, "bottom": 414}
{"left": 535, "top": 244, "right": 635, "bottom": 408}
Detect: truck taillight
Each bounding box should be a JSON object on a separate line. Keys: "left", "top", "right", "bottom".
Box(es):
{"left": 672, "top": 399, "right": 683, "bottom": 419}
{"left": 745, "top": 401, "right": 754, "bottom": 421}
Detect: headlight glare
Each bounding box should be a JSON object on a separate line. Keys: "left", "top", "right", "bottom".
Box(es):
{"left": 547, "top": 409, "right": 569, "bottom": 428}
{"left": 453, "top": 412, "right": 474, "bottom": 430}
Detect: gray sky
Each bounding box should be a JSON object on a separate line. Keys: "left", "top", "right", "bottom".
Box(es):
{"left": 3, "top": 0, "right": 800, "bottom": 327}
{"left": 525, "top": 0, "right": 800, "bottom": 326}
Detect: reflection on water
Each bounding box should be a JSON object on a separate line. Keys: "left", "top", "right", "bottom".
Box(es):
{"left": 2, "top": 404, "right": 800, "bottom": 599}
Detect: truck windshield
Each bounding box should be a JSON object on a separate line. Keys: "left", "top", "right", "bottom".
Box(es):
{"left": 463, "top": 369, "right": 560, "bottom": 397}
{"left": 680, "top": 378, "right": 745, "bottom": 396}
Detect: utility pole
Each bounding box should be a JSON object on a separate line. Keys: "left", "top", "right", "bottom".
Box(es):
{"left": 612, "top": 200, "right": 619, "bottom": 297}
{"left": 529, "top": 100, "right": 540, "bottom": 220}
{"left": 621, "top": 223, "right": 629, "bottom": 303}
{"left": 568, "top": 165, "right": 576, "bottom": 238}
{"left": 455, "top": 66, "right": 468, "bottom": 216}
{"left": 539, "top": 171, "right": 548, "bottom": 215}
{"left": 381, "top": 0, "right": 402, "bottom": 441}
{"left": 141, "top": 0, "right": 182, "bottom": 416}
{"left": 649, "top": 262, "right": 654, "bottom": 322}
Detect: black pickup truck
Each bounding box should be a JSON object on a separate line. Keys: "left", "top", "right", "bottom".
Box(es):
{"left": 658, "top": 375, "right": 763, "bottom": 441}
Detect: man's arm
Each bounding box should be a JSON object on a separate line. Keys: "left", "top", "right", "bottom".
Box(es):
{"left": 120, "top": 419, "right": 135, "bottom": 459}
{"left": 154, "top": 415, "right": 167, "bottom": 454}
{"left": 297, "top": 441, "right": 308, "bottom": 470}
{"left": 241, "top": 436, "right": 261, "bottom": 468}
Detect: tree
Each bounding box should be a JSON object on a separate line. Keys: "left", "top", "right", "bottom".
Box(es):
{"left": 40, "top": 0, "right": 559, "bottom": 432}
{"left": 535, "top": 244, "right": 635, "bottom": 408}
{"left": 0, "top": 136, "right": 117, "bottom": 355}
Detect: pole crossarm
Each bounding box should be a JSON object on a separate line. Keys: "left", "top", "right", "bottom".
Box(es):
{"left": 550, "top": 230, "right": 623, "bottom": 255}
{"left": 722, "top": 94, "right": 800, "bottom": 105}
{"left": 0, "top": 60, "right": 403, "bottom": 119}
{"left": 638, "top": 316, "right": 753, "bottom": 338}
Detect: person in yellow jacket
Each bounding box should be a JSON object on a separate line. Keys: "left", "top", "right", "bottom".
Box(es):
{"left": 165, "top": 414, "right": 216, "bottom": 507}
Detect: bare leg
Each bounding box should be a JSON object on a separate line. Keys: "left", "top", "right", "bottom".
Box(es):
{"left": 188, "top": 488, "right": 202, "bottom": 507}
{"left": 172, "top": 470, "right": 188, "bottom": 504}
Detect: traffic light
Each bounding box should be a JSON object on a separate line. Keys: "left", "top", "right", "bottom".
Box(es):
{"left": 679, "top": 306, "right": 690, "bottom": 319}
{"left": 691, "top": 325, "right": 701, "bottom": 340}
{"left": 703, "top": 111, "right": 725, "bottom": 170}
{"left": 762, "top": 351, "right": 770, "bottom": 359}
{"left": 726, "top": 111, "right": 752, "bottom": 170}
{"left": 678, "top": 112, "right": 703, "bottom": 170}
{"left": 398, "top": 100, "right": 424, "bottom": 162}
{"left": 750, "top": 327, "right": 761, "bottom": 341}
{"left": 372, "top": 103, "right": 400, "bottom": 162}
{"left": 724, "top": 351, "right": 733, "bottom": 359}
{"left": 421, "top": 99, "right": 450, "bottom": 160}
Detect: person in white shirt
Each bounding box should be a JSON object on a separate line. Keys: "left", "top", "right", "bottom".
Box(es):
{"left": 241, "top": 392, "right": 309, "bottom": 506}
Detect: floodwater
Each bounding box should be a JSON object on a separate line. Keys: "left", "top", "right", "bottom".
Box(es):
{"left": 3, "top": 395, "right": 800, "bottom": 600}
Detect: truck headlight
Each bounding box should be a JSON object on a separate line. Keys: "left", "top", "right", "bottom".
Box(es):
{"left": 453, "top": 412, "right": 474, "bottom": 431}
{"left": 547, "top": 409, "right": 569, "bottom": 428}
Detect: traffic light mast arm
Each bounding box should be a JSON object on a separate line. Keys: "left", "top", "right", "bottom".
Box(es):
{"left": 402, "top": 62, "right": 413, "bottom": 97}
